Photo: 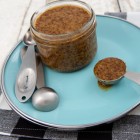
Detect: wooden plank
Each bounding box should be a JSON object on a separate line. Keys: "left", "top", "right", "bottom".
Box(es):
{"left": 0, "top": 0, "right": 31, "bottom": 76}
{"left": 89, "top": 0, "right": 120, "bottom": 14}
{"left": 118, "top": 0, "right": 140, "bottom": 12}
{"left": 18, "top": 0, "right": 46, "bottom": 40}
{"left": 46, "top": 0, "right": 120, "bottom": 14}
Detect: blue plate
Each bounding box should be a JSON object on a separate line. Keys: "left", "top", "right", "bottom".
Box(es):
{"left": 1, "top": 15, "right": 140, "bottom": 130}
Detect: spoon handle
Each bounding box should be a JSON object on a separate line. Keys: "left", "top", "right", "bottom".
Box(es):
{"left": 20, "top": 47, "right": 45, "bottom": 89}
{"left": 124, "top": 71, "right": 140, "bottom": 85}
{"left": 36, "top": 57, "right": 45, "bottom": 89}
{"left": 15, "top": 45, "right": 37, "bottom": 102}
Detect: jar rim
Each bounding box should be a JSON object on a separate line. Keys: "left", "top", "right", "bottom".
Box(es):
{"left": 30, "top": 0, "right": 95, "bottom": 40}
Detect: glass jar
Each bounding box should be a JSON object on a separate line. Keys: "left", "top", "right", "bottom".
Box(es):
{"left": 30, "top": 0, "right": 97, "bottom": 72}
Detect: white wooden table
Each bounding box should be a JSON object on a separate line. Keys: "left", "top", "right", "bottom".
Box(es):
{"left": 0, "top": 0, "right": 140, "bottom": 111}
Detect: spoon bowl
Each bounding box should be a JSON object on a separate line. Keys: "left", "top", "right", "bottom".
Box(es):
{"left": 94, "top": 57, "right": 126, "bottom": 86}
{"left": 23, "top": 29, "right": 36, "bottom": 46}
{"left": 94, "top": 57, "right": 140, "bottom": 86}
{"left": 32, "top": 87, "right": 59, "bottom": 112}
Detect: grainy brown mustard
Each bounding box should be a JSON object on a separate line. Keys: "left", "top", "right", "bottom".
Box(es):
{"left": 35, "top": 5, "right": 91, "bottom": 35}
{"left": 31, "top": 4, "right": 97, "bottom": 72}
{"left": 94, "top": 57, "right": 126, "bottom": 80}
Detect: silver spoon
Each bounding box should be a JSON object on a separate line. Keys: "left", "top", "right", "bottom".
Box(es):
{"left": 23, "top": 30, "right": 59, "bottom": 111}
{"left": 32, "top": 57, "right": 59, "bottom": 112}
{"left": 94, "top": 59, "right": 140, "bottom": 86}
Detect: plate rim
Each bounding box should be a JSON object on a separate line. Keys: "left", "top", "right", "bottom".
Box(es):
{"left": 1, "top": 15, "right": 140, "bottom": 130}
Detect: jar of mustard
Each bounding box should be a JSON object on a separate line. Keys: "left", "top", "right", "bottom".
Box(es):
{"left": 30, "top": 0, "right": 97, "bottom": 72}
